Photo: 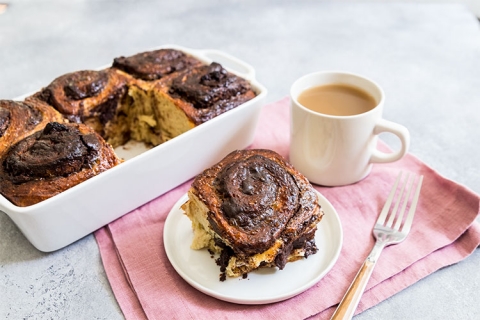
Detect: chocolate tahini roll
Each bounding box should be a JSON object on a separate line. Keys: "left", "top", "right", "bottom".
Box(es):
{"left": 0, "top": 122, "right": 122, "bottom": 206}
{"left": 183, "top": 149, "right": 324, "bottom": 280}
{"left": 0, "top": 99, "right": 65, "bottom": 156}
{"left": 31, "top": 69, "right": 131, "bottom": 147}
{"left": 168, "top": 62, "right": 256, "bottom": 124}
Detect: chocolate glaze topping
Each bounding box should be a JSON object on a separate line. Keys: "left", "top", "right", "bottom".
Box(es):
{"left": 38, "top": 70, "right": 108, "bottom": 113}
{"left": 113, "top": 49, "right": 200, "bottom": 81}
{"left": 214, "top": 154, "right": 300, "bottom": 233}
{"left": 206, "top": 152, "right": 304, "bottom": 255}
{"left": 169, "top": 62, "right": 250, "bottom": 110}
{"left": 63, "top": 71, "right": 108, "bottom": 100}
{"left": 3, "top": 122, "right": 101, "bottom": 184}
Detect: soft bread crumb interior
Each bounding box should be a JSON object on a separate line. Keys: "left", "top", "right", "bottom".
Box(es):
{"left": 105, "top": 84, "right": 196, "bottom": 149}
{"left": 182, "top": 190, "right": 312, "bottom": 278}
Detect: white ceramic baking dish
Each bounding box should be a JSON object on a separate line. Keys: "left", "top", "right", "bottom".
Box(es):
{"left": 0, "top": 45, "right": 267, "bottom": 252}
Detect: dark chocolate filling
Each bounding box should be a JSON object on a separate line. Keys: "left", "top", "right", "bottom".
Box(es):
{"left": 214, "top": 238, "right": 234, "bottom": 282}
{"left": 3, "top": 122, "right": 100, "bottom": 184}
{"left": 274, "top": 229, "right": 318, "bottom": 270}
{"left": 91, "top": 87, "right": 127, "bottom": 125}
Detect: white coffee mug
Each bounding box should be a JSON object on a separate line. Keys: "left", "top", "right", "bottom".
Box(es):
{"left": 289, "top": 71, "right": 410, "bottom": 186}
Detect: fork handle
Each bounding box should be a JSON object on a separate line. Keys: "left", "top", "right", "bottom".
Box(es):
{"left": 331, "top": 242, "right": 385, "bottom": 320}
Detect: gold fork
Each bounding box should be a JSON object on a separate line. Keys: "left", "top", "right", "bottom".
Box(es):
{"left": 331, "top": 172, "right": 423, "bottom": 320}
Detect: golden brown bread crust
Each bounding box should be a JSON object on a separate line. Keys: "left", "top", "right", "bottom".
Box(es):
{"left": 0, "top": 99, "right": 65, "bottom": 156}
{"left": 33, "top": 68, "right": 129, "bottom": 122}
{"left": 0, "top": 122, "right": 122, "bottom": 207}
{"left": 186, "top": 149, "right": 324, "bottom": 279}
{"left": 30, "top": 68, "right": 131, "bottom": 147}
{"left": 112, "top": 48, "right": 202, "bottom": 81}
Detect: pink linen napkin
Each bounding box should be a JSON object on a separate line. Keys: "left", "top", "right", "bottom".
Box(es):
{"left": 95, "top": 97, "right": 480, "bottom": 320}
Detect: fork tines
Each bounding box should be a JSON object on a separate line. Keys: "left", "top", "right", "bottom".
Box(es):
{"left": 377, "top": 172, "right": 424, "bottom": 233}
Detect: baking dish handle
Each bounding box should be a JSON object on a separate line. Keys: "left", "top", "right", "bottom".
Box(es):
{"left": 197, "top": 49, "right": 256, "bottom": 81}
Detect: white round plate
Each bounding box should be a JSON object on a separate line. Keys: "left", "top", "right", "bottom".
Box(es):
{"left": 163, "top": 191, "right": 343, "bottom": 305}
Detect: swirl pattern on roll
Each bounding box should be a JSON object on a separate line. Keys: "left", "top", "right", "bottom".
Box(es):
{"left": 215, "top": 154, "right": 299, "bottom": 232}
{"left": 0, "top": 99, "right": 64, "bottom": 156}
{"left": 0, "top": 122, "right": 121, "bottom": 207}
{"left": 33, "top": 69, "right": 129, "bottom": 125}
{"left": 5, "top": 122, "right": 100, "bottom": 183}
{"left": 192, "top": 149, "right": 321, "bottom": 258}
{"left": 168, "top": 62, "right": 256, "bottom": 124}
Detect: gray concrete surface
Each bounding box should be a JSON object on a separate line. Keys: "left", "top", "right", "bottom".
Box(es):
{"left": 1, "top": 1, "right": 479, "bottom": 319}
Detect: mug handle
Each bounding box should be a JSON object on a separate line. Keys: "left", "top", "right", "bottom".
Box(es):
{"left": 370, "top": 119, "right": 410, "bottom": 163}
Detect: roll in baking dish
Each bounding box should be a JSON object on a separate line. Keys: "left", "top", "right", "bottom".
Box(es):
{"left": 0, "top": 48, "right": 256, "bottom": 207}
